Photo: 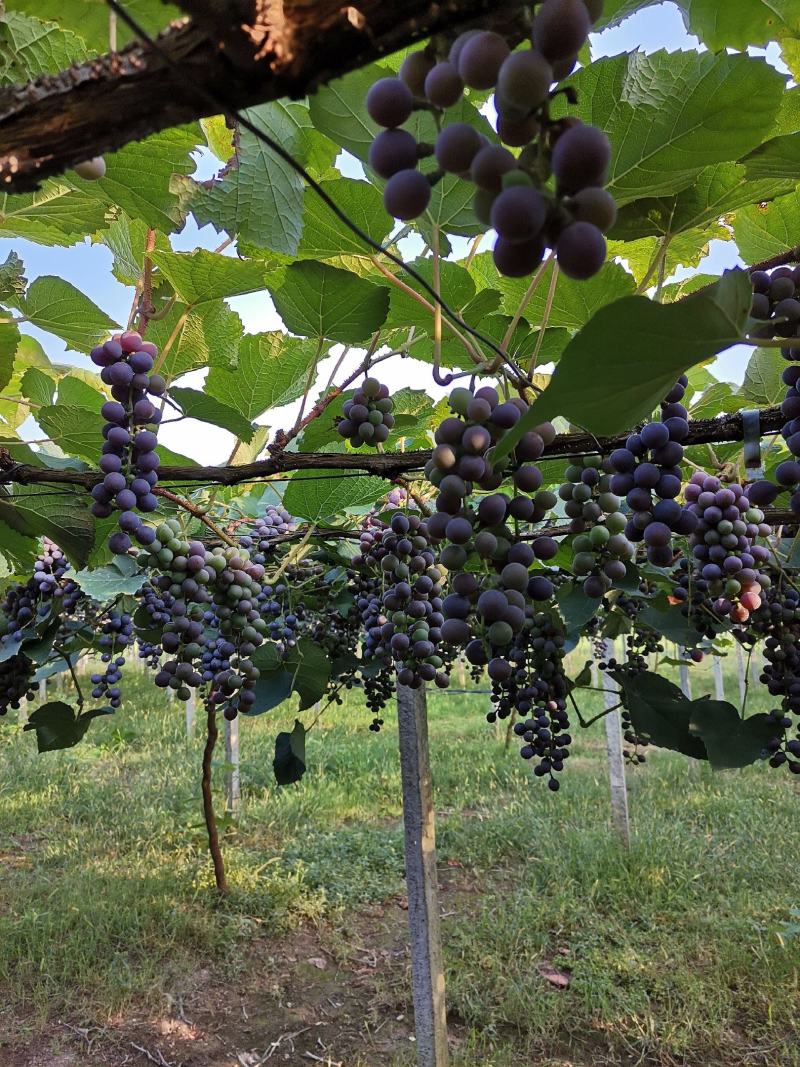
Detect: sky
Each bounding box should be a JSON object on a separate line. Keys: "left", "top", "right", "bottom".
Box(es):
{"left": 0, "top": 3, "right": 788, "bottom": 465}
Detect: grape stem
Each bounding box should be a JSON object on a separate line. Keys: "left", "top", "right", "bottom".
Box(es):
{"left": 201, "top": 702, "right": 228, "bottom": 895}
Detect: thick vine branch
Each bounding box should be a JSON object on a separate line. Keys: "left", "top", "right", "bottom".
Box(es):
{"left": 0, "top": 0, "right": 527, "bottom": 192}
{"left": 0, "top": 406, "right": 785, "bottom": 489}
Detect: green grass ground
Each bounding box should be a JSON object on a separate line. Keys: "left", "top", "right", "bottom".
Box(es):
{"left": 0, "top": 651, "right": 798, "bottom": 1066}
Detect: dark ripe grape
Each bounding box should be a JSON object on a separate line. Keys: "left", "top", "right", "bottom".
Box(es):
{"left": 501, "top": 562, "right": 529, "bottom": 592}
{"left": 568, "top": 187, "right": 617, "bottom": 232}
{"left": 478, "top": 493, "right": 508, "bottom": 525}
{"left": 449, "top": 29, "right": 482, "bottom": 66}
{"left": 99, "top": 454, "right": 122, "bottom": 474}
{"left": 117, "top": 488, "right": 137, "bottom": 510}
{"left": 640, "top": 422, "right": 670, "bottom": 449}
{"left": 507, "top": 542, "right": 535, "bottom": 567}
{"left": 108, "top": 532, "right": 132, "bottom": 554}
{"left": 495, "top": 49, "right": 553, "bottom": 114}
{"left": 369, "top": 128, "right": 419, "bottom": 178}
{"left": 367, "top": 77, "right": 414, "bottom": 128}
{"left": 470, "top": 145, "right": 516, "bottom": 192}
{"left": 552, "top": 124, "right": 611, "bottom": 194}
{"left": 555, "top": 222, "right": 606, "bottom": 280}
{"left": 107, "top": 361, "right": 133, "bottom": 387}
{"left": 101, "top": 401, "right": 126, "bottom": 425}
{"left": 643, "top": 521, "right": 671, "bottom": 548}
{"left": 148, "top": 374, "right": 167, "bottom": 396}
{"left": 459, "top": 455, "right": 487, "bottom": 481}
{"left": 129, "top": 350, "right": 153, "bottom": 373}
{"left": 437, "top": 416, "right": 468, "bottom": 445}
{"left": 603, "top": 558, "right": 627, "bottom": 581}
{"left": 496, "top": 112, "right": 540, "bottom": 147}
{"left": 466, "top": 397, "right": 492, "bottom": 424}
{"left": 435, "top": 122, "right": 482, "bottom": 173}
{"left": 770, "top": 275, "right": 796, "bottom": 302}
{"left": 533, "top": 536, "right": 558, "bottom": 561}
{"left": 491, "top": 185, "right": 547, "bottom": 243}
{"left": 488, "top": 657, "right": 512, "bottom": 682}
{"left": 776, "top": 460, "right": 800, "bottom": 485}
{"left": 750, "top": 293, "right": 770, "bottom": 319}
{"left": 648, "top": 545, "right": 674, "bottom": 568}
{"left": 384, "top": 169, "right": 431, "bottom": 220}
{"left": 103, "top": 471, "right": 126, "bottom": 494}
{"left": 491, "top": 402, "right": 521, "bottom": 429}
{"left": 457, "top": 31, "right": 510, "bottom": 90}
{"left": 476, "top": 588, "right": 507, "bottom": 622}
{"left": 118, "top": 510, "right": 141, "bottom": 532}
{"left": 134, "top": 429, "right": 158, "bottom": 452}
{"left": 528, "top": 575, "right": 554, "bottom": 600}
{"left": 462, "top": 425, "right": 492, "bottom": 454}
{"left": 532, "top": 0, "right": 591, "bottom": 61}
{"left": 514, "top": 465, "right": 542, "bottom": 492}
{"left": 133, "top": 399, "right": 155, "bottom": 423}
{"left": 445, "top": 517, "right": 473, "bottom": 544}
{"left": 400, "top": 50, "right": 435, "bottom": 95}
{"left": 747, "top": 480, "right": 780, "bottom": 506}
{"left": 424, "top": 62, "right": 464, "bottom": 108}
{"left": 441, "top": 617, "right": 471, "bottom": 644}
{"left": 751, "top": 270, "right": 770, "bottom": 294}
{"left": 656, "top": 474, "right": 681, "bottom": 499}
{"left": 439, "top": 473, "right": 468, "bottom": 498}
{"left": 494, "top": 236, "right": 546, "bottom": 278}
{"left": 775, "top": 297, "right": 800, "bottom": 327}
{"left": 475, "top": 385, "right": 499, "bottom": 405}
{"left": 136, "top": 451, "right": 160, "bottom": 473}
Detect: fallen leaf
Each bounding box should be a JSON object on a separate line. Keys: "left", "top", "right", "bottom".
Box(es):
{"left": 307, "top": 957, "right": 327, "bottom": 970}
{"left": 537, "top": 963, "right": 571, "bottom": 989}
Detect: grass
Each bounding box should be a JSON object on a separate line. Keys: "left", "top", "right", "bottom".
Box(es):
{"left": 0, "top": 649, "right": 798, "bottom": 1065}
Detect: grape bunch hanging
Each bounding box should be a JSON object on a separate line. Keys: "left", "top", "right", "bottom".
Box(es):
{"left": 90, "top": 330, "right": 167, "bottom": 553}
{"left": 367, "top": 0, "right": 615, "bottom": 279}
{"left": 337, "top": 378, "right": 395, "bottom": 448}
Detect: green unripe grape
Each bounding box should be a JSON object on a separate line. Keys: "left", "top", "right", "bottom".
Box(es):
{"left": 155, "top": 524, "right": 172, "bottom": 544}
{"left": 746, "top": 507, "right": 764, "bottom": 523}
{"left": 242, "top": 626, "right": 260, "bottom": 643}
{"left": 584, "top": 454, "right": 603, "bottom": 468}
{"left": 607, "top": 533, "right": 633, "bottom": 559}
{"left": 412, "top": 629, "right": 429, "bottom": 643}
{"left": 606, "top": 510, "right": 626, "bottom": 534}
{"left": 231, "top": 613, "right": 248, "bottom": 628}
{"left": 228, "top": 584, "right": 244, "bottom": 600}
{"left": 535, "top": 490, "right": 558, "bottom": 510}
{"left": 157, "top": 548, "right": 174, "bottom": 566}
{"left": 428, "top": 655, "right": 443, "bottom": 669}
{"left": 375, "top": 398, "right": 393, "bottom": 413}
{"left": 184, "top": 642, "right": 203, "bottom": 659}
{"left": 599, "top": 492, "right": 620, "bottom": 513}
{"left": 501, "top": 169, "right": 533, "bottom": 189}
{"left": 725, "top": 579, "right": 741, "bottom": 597}
{"left": 598, "top": 475, "right": 612, "bottom": 493}
{"left": 492, "top": 537, "right": 511, "bottom": 561}
{"left": 449, "top": 387, "right": 473, "bottom": 416}
{"left": 362, "top": 377, "right": 381, "bottom": 398}
{"left": 573, "top": 551, "right": 595, "bottom": 575}
{"left": 395, "top": 562, "right": 410, "bottom": 579}
{"left": 717, "top": 519, "right": 733, "bottom": 536}
{"left": 565, "top": 464, "right": 582, "bottom": 482}
{"left": 253, "top": 618, "right": 268, "bottom": 634}
{"left": 177, "top": 686, "right": 191, "bottom": 701}
{"left": 393, "top": 612, "right": 408, "bottom": 626}
{"left": 704, "top": 530, "right": 720, "bottom": 545}
{"left": 573, "top": 534, "right": 592, "bottom": 553}
{"left": 368, "top": 409, "right": 384, "bottom": 426}
{"left": 572, "top": 483, "right": 592, "bottom": 503}
{"left": 167, "top": 518, "right": 182, "bottom": 535}
{"left": 488, "top": 620, "right": 514, "bottom": 645}
{"left": 590, "top": 524, "right": 610, "bottom": 547}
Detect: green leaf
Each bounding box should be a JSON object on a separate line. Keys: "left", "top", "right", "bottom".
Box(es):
{"left": 492, "top": 270, "right": 751, "bottom": 460}
{"left": 556, "top": 582, "right": 600, "bottom": 642}
{"left": 272, "top": 262, "right": 389, "bottom": 343}
{"left": 149, "top": 249, "right": 275, "bottom": 305}
{"left": 638, "top": 595, "right": 706, "bottom": 648}
{"left": 0, "top": 180, "right": 112, "bottom": 247}
{"left": 191, "top": 102, "right": 314, "bottom": 255}
{"left": 611, "top": 163, "right": 796, "bottom": 243}
{"left": 23, "top": 700, "right": 112, "bottom": 753}
{"left": 170, "top": 386, "right": 254, "bottom": 443}
{"left": 555, "top": 51, "right": 785, "bottom": 207}
{"left": 733, "top": 190, "right": 800, "bottom": 264}
{"left": 73, "top": 558, "right": 147, "bottom": 600}
{"left": 0, "top": 322, "right": 19, "bottom": 395}
{"left": 0, "top": 484, "right": 95, "bottom": 569}
{"left": 273, "top": 719, "right": 307, "bottom": 785}
{"left": 37, "top": 404, "right": 106, "bottom": 462}
{"left": 285, "top": 639, "right": 332, "bottom": 711}
{"left": 0, "top": 11, "right": 88, "bottom": 84}
{"left": 20, "top": 367, "right": 56, "bottom": 407}
{"left": 145, "top": 300, "right": 243, "bottom": 380}
{"left": 247, "top": 643, "right": 293, "bottom": 715}
{"left": 688, "top": 700, "right": 775, "bottom": 771}
{"left": 75, "top": 125, "right": 199, "bottom": 231}
{"left": 206, "top": 332, "right": 319, "bottom": 420}
{"left": 22, "top": 276, "right": 117, "bottom": 353}
{"left": 283, "top": 470, "right": 387, "bottom": 522}
{"left": 297, "top": 178, "right": 391, "bottom": 261}
{"left": 742, "top": 348, "right": 786, "bottom": 407}
{"left": 470, "top": 253, "right": 636, "bottom": 331}
{"left": 676, "top": 0, "right": 800, "bottom": 51}
{"left": 0, "top": 251, "right": 27, "bottom": 306}
{"left": 5, "top": 0, "right": 180, "bottom": 53}
{"left": 613, "top": 672, "right": 708, "bottom": 760}
{"left": 741, "top": 133, "right": 800, "bottom": 180}
{"left": 97, "top": 215, "right": 171, "bottom": 287}
{"left": 56, "top": 373, "right": 105, "bottom": 409}
{"left": 308, "top": 64, "right": 386, "bottom": 162}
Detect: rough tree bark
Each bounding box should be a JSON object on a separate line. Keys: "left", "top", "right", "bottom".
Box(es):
{"left": 0, "top": 0, "right": 528, "bottom": 192}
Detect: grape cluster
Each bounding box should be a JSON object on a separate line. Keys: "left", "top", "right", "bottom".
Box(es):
{"left": 0, "top": 653, "right": 36, "bottom": 716}
{"left": 608, "top": 377, "right": 693, "bottom": 566}
{"left": 89, "top": 609, "right": 133, "bottom": 708}
{"left": 337, "top": 378, "right": 395, "bottom": 448}
{"left": 239, "top": 506, "right": 296, "bottom": 563}
{"left": 90, "top": 331, "right": 166, "bottom": 553}
{"left": 354, "top": 512, "right": 448, "bottom": 690}
{"left": 369, "top": 2, "right": 615, "bottom": 279}
{"left": 557, "top": 455, "right": 635, "bottom": 598}
{"left": 0, "top": 540, "right": 82, "bottom": 646}
{"left": 746, "top": 268, "right": 800, "bottom": 513}
{"left": 676, "top": 473, "right": 771, "bottom": 625}
{"left": 425, "top": 384, "right": 556, "bottom": 571}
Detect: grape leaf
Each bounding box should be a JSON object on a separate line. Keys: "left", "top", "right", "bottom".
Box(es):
{"left": 149, "top": 249, "right": 277, "bottom": 305}
{"left": 492, "top": 269, "right": 752, "bottom": 456}
{"left": 36, "top": 404, "right": 106, "bottom": 462}
{"left": 22, "top": 276, "right": 117, "bottom": 354}
{"left": 20, "top": 367, "right": 56, "bottom": 407}
{"left": 0, "top": 484, "right": 95, "bottom": 569}
{"left": 283, "top": 470, "right": 387, "bottom": 521}
{"left": 741, "top": 133, "right": 800, "bottom": 181}
{"left": 297, "top": 178, "right": 392, "bottom": 261}
{"left": 0, "top": 251, "right": 27, "bottom": 306}
{"left": 23, "top": 700, "right": 113, "bottom": 753}
{"left": 272, "top": 262, "right": 389, "bottom": 342}
{"left": 732, "top": 190, "right": 800, "bottom": 264}
{"left": 145, "top": 299, "right": 243, "bottom": 380}
{"left": 0, "top": 180, "right": 113, "bottom": 247}
{"left": 170, "top": 386, "right": 255, "bottom": 443}
{"left": 0, "top": 11, "right": 88, "bottom": 84}
{"left": 74, "top": 558, "right": 148, "bottom": 600}
{"left": 554, "top": 51, "right": 785, "bottom": 207}
{"left": 742, "top": 348, "right": 786, "bottom": 407}
{"left": 273, "top": 719, "right": 307, "bottom": 785}
{"left": 206, "top": 332, "right": 320, "bottom": 420}
{"left": 5, "top": 0, "right": 180, "bottom": 53}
